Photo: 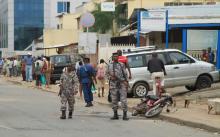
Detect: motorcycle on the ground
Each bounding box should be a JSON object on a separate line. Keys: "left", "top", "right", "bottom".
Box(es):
{"left": 132, "top": 77, "right": 173, "bottom": 118}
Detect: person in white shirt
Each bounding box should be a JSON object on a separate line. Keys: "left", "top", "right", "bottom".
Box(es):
{"left": 13, "top": 58, "right": 18, "bottom": 76}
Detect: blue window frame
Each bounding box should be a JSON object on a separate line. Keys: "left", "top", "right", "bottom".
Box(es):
{"left": 57, "top": 1, "right": 70, "bottom": 13}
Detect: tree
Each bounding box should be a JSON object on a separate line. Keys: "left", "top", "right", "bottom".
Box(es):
{"left": 89, "top": 4, "right": 113, "bottom": 34}
{"left": 89, "top": 3, "right": 128, "bottom": 35}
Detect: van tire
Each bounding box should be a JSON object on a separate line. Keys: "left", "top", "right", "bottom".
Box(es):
{"left": 185, "top": 85, "right": 196, "bottom": 91}
{"left": 133, "top": 82, "right": 149, "bottom": 98}
{"left": 50, "top": 80, "right": 56, "bottom": 84}
{"left": 196, "top": 75, "right": 212, "bottom": 90}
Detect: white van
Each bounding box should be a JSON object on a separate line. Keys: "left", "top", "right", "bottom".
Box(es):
{"left": 124, "top": 47, "right": 219, "bottom": 97}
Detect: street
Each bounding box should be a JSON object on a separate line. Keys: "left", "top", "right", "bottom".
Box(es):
{"left": 0, "top": 79, "right": 219, "bottom": 137}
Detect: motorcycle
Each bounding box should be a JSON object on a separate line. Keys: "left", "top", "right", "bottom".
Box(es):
{"left": 132, "top": 76, "right": 173, "bottom": 118}
{"left": 132, "top": 94, "right": 173, "bottom": 118}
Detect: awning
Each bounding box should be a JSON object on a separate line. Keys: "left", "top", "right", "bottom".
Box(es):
{"left": 36, "top": 43, "right": 77, "bottom": 50}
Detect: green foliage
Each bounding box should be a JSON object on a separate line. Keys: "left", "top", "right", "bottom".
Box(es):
{"left": 90, "top": 4, "right": 113, "bottom": 34}
{"left": 89, "top": 3, "right": 128, "bottom": 34}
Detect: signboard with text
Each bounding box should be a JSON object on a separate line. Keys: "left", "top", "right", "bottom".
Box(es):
{"left": 141, "top": 10, "right": 166, "bottom": 32}
{"left": 101, "top": 2, "right": 115, "bottom": 12}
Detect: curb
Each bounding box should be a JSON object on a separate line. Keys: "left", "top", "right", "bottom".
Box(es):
{"left": 7, "top": 80, "right": 23, "bottom": 85}
{"left": 95, "top": 100, "right": 220, "bottom": 134}
{"left": 159, "top": 115, "right": 220, "bottom": 133}
{"left": 6, "top": 80, "right": 58, "bottom": 94}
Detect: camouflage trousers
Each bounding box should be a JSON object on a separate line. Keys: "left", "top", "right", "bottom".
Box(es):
{"left": 60, "top": 94, "right": 75, "bottom": 112}
{"left": 110, "top": 82, "right": 128, "bottom": 111}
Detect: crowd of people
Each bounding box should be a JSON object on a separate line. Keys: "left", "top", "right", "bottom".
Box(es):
{"left": 0, "top": 57, "right": 22, "bottom": 77}
{"left": 0, "top": 53, "right": 52, "bottom": 89}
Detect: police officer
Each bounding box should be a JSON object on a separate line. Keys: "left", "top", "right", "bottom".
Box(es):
{"left": 59, "top": 66, "right": 79, "bottom": 119}
{"left": 78, "top": 57, "right": 97, "bottom": 107}
{"left": 107, "top": 53, "right": 129, "bottom": 120}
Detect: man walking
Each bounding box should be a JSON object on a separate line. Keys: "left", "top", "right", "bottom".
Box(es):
{"left": 147, "top": 53, "right": 167, "bottom": 96}
{"left": 106, "top": 53, "right": 129, "bottom": 121}
{"left": 78, "top": 57, "right": 96, "bottom": 107}
{"left": 59, "top": 66, "right": 79, "bottom": 119}
{"left": 24, "top": 53, "right": 33, "bottom": 82}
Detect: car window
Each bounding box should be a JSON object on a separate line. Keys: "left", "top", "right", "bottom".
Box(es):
{"left": 145, "top": 53, "right": 168, "bottom": 65}
{"left": 168, "top": 52, "right": 192, "bottom": 64}
{"left": 52, "top": 56, "right": 68, "bottom": 64}
{"left": 128, "top": 55, "right": 144, "bottom": 68}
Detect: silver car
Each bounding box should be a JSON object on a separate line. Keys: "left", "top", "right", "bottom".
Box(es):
{"left": 125, "top": 48, "right": 219, "bottom": 97}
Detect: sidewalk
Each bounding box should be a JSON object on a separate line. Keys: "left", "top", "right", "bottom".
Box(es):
{"left": 4, "top": 76, "right": 220, "bottom": 133}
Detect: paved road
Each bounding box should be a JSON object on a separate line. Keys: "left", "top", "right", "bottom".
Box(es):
{"left": 0, "top": 80, "right": 219, "bottom": 137}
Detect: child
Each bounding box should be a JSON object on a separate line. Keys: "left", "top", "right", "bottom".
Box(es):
{"left": 59, "top": 66, "right": 78, "bottom": 119}
{"left": 35, "top": 62, "right": 41, "bottom": 88}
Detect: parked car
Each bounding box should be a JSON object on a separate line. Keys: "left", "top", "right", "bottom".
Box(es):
{"left": 124, "top": 47, "right": 219, "bottom": 97}
{"left": 50, "top": 54, "right": 74, "bottom": 84}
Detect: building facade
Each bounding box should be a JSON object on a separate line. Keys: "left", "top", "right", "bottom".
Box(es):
{"left": 127, "top": 0, "right": 220, "bottom": 18}
{"left": 0, "top": 0, "right": 76, "bottom": 57}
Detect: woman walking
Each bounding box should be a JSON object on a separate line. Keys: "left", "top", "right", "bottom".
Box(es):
{"left": 96, "top": 59, "right": 106, "bottom": 97}
{"left": 45, "top": 57, "right": 52, "bottom": 88}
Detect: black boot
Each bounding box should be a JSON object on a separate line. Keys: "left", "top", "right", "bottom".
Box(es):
{"left": 60, "top": 110, "right": 66, "bottom": 119}
{"left": 110, "top": 110, "right": 119, "bottom": 120}
{"left": 123, "top": 111, "right": 129, "bottom": 121}
{"left": 68, "top": 111, "right": 73, "bottom": 119}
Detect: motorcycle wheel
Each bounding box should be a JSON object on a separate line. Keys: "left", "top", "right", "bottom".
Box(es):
{"left": 145, "top": 104, "right": 163, "bottom": 118}
{"left": 132, "top": 110, "right": 139, "bottom": 116}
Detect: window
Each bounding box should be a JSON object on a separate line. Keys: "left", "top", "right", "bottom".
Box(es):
{"left": 168, "top": 52, "right": 194, "bottom": 64}
{"left": 52, "top": 55, "right": 70, "bottom": 64}
{"left": 14, "top": 0, "right": 44, "bottom": 50}
{"left": 128, "top": 55, "right": 144, "bottom": 68}
{"left": 57, "top": 1, "right": 70, "bottom": 13}
{"left": 145, "top": 53, "right": 168, "bottom": 65}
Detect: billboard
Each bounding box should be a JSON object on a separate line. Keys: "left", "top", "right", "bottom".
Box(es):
{"left": 141, "top": 10, "right": 166, "bottom": 32}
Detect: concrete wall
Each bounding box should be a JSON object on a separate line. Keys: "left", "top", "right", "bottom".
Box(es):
{"left": 59, "top": 14, "right": 78, "bottom": 30}
{"left": 43, "top": 29, "right": 78, "bottom": 56}
{"left": 127, "top": 0, "right": 173, "bottom": 17}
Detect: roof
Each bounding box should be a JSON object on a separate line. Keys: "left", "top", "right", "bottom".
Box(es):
{"left": 123, "top": 48, "right": 181, "bottom": 56}
{"left": 36, "top": 43, "right": 77, "bottom": 50}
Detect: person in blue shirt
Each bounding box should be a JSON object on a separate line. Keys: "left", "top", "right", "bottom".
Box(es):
{"left": 0, "top": 58, "right": 4, "bottom": 75}
{"left": 208, "top": 47, "right": 215, "bottom": 64}
{"left": 24, "top": 53, "right": 34, "bottom": 82}
{"left": 78, "top": 57, "right": 97, "bottom": 107}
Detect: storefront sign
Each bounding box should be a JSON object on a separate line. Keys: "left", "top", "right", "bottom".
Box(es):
{"left": 101, "top": 2, "right": 115, "bottom": 12}
{"left": 141, "top": 10, "right": 166, "bottom": 32}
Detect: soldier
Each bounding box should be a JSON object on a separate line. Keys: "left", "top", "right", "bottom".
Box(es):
{"left": 106, "top": 53, "right": 129, "bottom": 121}
{"left": 59, "top": 66, "right": 79, "bottom": 119}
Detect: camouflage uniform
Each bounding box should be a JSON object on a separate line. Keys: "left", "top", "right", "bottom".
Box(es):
{"left": 106, "top": 62, "right": 128, "bottom": 111}
{"left": 60, "top": 71, "right": 79, "bottom": 112}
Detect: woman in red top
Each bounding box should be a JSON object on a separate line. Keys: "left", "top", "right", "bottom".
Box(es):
{"left": 201, "top": 49, "right": 208, "bottom": 62}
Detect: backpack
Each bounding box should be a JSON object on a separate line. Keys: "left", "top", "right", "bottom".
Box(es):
{"left": 96, "top": 65, "right": 105, "bottom": 80}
